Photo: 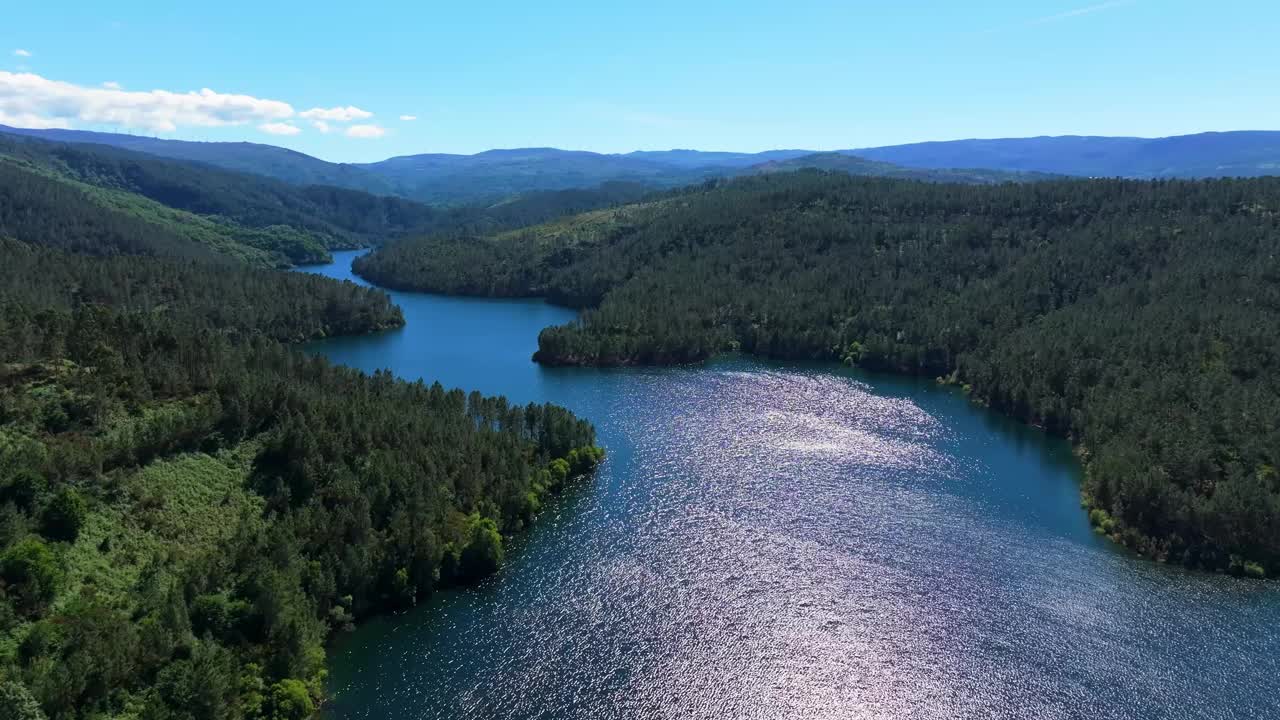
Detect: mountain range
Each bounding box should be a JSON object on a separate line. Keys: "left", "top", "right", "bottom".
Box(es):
{"left": 2, "top": 125, "right": 1278, "bottom": 205}
{"left": 851, "top": 131, "right": 1280, "bottom": 178}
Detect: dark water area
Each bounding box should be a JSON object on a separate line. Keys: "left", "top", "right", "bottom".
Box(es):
{"left": 301, "top": 250, "right": 1279, "bottom": 720}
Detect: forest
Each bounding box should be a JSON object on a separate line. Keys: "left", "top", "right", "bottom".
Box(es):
{"left": 0, "top": 155, "right": 603, "bottom": 717}
{"left": 355, "top": 170, "right": 1280, "bottom": 578}
{"left": 0, "top": 131, "right": 657, "bottom": 270}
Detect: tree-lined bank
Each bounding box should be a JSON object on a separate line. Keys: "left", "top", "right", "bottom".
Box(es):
{"left": 355, "top": 171, "right": 1280, "bottom": 577}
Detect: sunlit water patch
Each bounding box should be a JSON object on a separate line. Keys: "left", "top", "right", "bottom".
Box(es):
{"left": 303, "top": 251, "right": 1280, "bottom": 720}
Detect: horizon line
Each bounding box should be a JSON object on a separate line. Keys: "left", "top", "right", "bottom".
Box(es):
{"left": 0, "top": 123, "right": 1275, "bottom": 165}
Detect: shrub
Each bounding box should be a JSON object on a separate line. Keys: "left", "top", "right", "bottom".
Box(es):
{"left": 265, "top": 679, "right": 314, "bottom": 720}
{"left": 0, "top": 471, "right": 44, "bottom": 511}
{"left": 566, "top": 446, "right": 605, "bottom": 476}
{"left": 1088, "top": 507, "right": 1117, "bottom": 535}
{"left": 456, "top": 514, "right": 504, "bottom": 583}
{"left": 191, "top": 594, "right": 251, "bottom": 640}
{"left": 40, "top": 488, "right": 86, "bottom": 542}
{"left": 1, "top": 538, "right": 63, "bottom": 615}
{"left": 149, "top": 641, "right": 237, "bottom": 720}
{"left": 391, "top": 568, "right": 415, "bottom": 607}
{"left": 0, "top": 681, "right": 46, "bottom": 720}
{"left": 546, "top": 459, "right": 570, "bottom": 489}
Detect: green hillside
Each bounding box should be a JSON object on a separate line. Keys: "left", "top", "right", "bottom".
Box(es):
{"left": 0, "top": 133, "right": 467, "bottom": 266}
{"left": 0, "top": 125, "right": 397, "bottom": 195}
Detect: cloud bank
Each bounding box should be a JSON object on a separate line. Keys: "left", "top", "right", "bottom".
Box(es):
{"left": 0, "top": 72, "right": 292, "bottom": 132}
{"left": 0, "top": 72, "right": 388, "bottom": 140}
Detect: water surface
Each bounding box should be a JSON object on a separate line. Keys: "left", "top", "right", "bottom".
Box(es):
{"left": 303, "top": 250, "right": 1279, "bottom": 720}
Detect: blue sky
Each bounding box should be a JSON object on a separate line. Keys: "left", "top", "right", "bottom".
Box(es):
{"left": 3, "top": 1, "right": 1277, "bottom": 162}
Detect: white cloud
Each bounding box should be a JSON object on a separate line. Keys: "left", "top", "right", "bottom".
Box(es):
{"left": 0, "top": 71, "right": 294, "bottom": 132}
{"left": 12, "top": 49, "right": 31, "bottom": 58}
{"left": 345, "top": 124, "right": 386, "bottom": 139}
{"left": 0, "top": 71, "right": 384, "bottom": 142}
{"left": 0, "top": 110, "right": 70, "bottom": 129}
{"left": 399, "top": 114, "right": 417, "bottom": 121}
{"left": 259, "top": 122, "right": 301, "bottom": 136}
{"left": 299, "top": 105, "right": 372, "bottom": 123}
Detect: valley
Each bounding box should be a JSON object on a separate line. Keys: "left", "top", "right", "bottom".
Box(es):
{"left": 0, "top": 120, "right": 1278, "bottom": 720}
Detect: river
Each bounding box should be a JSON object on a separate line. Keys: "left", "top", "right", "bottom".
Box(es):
{"left": 301, "top": 250, "right": 1279, "bottom": 720}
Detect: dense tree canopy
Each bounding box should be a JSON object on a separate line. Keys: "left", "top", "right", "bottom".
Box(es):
{"left": 357, "top": 170, "right": 1280, "bottom": 577}
{"left": 1, "top": 296, "right": 598, "bottom": 718}
{"left": 0, "top": 156, "right": 602, "bottom": 717}
{"left": 0, "top": 133, "right": 448, "bottom": 264}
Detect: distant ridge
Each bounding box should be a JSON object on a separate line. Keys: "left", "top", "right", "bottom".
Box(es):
{"left": 624, "top": 149, "right": 815, "bottom": 169}
{"left": 746, "top": 152, "right": 1059, "bottom": 184}
{"left": 0, "top": 124, "right": 395, "bottom": 193}
{"left": 3, "top": 125, "right": 1278, "bottom": 203}
{"left": 849, "top": 131, "right": 1280, "bottom": 178}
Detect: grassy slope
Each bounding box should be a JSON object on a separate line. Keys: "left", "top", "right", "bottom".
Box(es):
{"left": 0, "top": 362, "right": 263, "bottom": 668}
{"left": 58, "top": 445, "right": 263, "bottom": 612}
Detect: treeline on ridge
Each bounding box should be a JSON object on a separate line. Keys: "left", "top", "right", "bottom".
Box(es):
{"left": 355, "top": 170, "right": 1280, "bottom": 577}
{"left": 0, "top": 131, "right": 654, "bottom": 268}
{"left": 0, "top": 133, "right": 435, "bottom": 266}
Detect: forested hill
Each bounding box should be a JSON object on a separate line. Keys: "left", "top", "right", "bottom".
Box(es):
{"left": 852, "top": 131, "right": 1280, "bottom": 178}
{"left": 355, "top": 170, "right": 1280, "bottom": 578}
{"left": 0, "top": 124, "right": 396, "bottom": 195}
{"left": 0, "top": 131, "right": 460, "bottom": 266}
{"left": 0, "top": 131, "right": 655, "bottom": 270}
{"left": 0, "top": 147, "right": 603, "bottom": 715}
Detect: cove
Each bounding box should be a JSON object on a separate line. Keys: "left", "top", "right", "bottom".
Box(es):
{"left": 302, "top": 250, "right": 1279, "bottom": 720}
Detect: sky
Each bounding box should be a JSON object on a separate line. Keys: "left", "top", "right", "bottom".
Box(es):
{"left": 2, "top": 1, "right": 1277, "bottom": 163}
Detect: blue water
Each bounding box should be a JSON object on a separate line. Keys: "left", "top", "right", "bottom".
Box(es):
{"left": 303, "top": 250, "right": 1280, "bottom": 720}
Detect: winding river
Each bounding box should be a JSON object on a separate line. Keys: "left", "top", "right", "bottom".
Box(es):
{"left": 302, "top": 250, "right": 1279, "bottom": 720}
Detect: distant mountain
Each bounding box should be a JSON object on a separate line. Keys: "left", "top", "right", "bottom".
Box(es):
{"left": 744, "top": 152, "right": 1058, "bottom": 183}
{"left": 0, "top": 127, "right": 711, "bottom": 203}
{"left": 355, "top": 148, "right": 698, "bottom": 204}
{"left": 850, "top": 131, "right": 1280, "bottom": 178}
{"left": 621, "top": 132, "right": 1280, "bottom": 179}
{"left": 624, "top": 149, "right": 815, "bottom": 169}
{"left": 0, "top": 124, "right": 395, "bottom": 194}
{"left": 357, "top": 148, "right": 1053, "bottom": 203}
{"left": 5, "top": 125, "right": 1276, "bottom": 205}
